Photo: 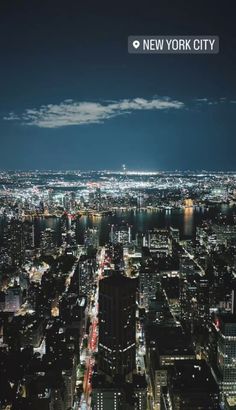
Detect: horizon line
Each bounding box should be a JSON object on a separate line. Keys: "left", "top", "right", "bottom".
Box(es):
{"left": 0, "top": 168, "right": 236, "bottom": 174}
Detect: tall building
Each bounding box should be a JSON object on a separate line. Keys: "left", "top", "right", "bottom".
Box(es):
{"left": 110, "top": 224, "right": 132, "bottom": 245}
{"left": 139, "top": 267, "right": 159, "bottom": 311}
{"left": 179, "top": 255, "right": 200, "bottom": 278}
{"left": 23, "top": 220, "right": 35, "bottom": 250}
{"left": 40, "top": 228, "right": 56, "bottom": 254}
{"left": 6, "top": 218, "right": 25, "bottom": 267}
{"left": 98, "top": 272, "right": 137, "bottom": 378}
{"left": 84, "top": 227, "right": 99, "bottom": 248}
{"left": 63, "top": 193, "right": 70, "bottom": 211}
{"left": 148, "top": 229, "right": 172, "bottom": 256}
{"left": 76, "top": 256, "right": 95, "bottom": 298}
{"left": 197, "top": 279, "right": 209, "bottom": 321}
{"left": 170, "top": 360, "right": 219, "bottom": 409}
{"left": 5, "top": 284, "right": 22, "bottom": 312}
{"left": 91, "top": 373, "right": 147, "bottom": 410}
{"left": 180, "top": 277, "right": 198, "bottom": 324}
{"left": 170, "top": 226, "right": 180, "bottom": 243}
{"left": 216, "top": 314, "right": 236, "bottom": 395}
{"left": 92, "top": 375, "right": 125, "bottom": 410}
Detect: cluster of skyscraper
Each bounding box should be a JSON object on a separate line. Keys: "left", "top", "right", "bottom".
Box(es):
{"left": 0, "top": 171, "right": 236, "bottom": 410}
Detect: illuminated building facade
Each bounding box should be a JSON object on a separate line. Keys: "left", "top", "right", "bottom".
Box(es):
{"left": 216, "top": 314, "right": 236, "bottom": 395}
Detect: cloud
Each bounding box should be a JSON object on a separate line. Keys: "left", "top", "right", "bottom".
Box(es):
{"left": 194, "top": 98, "right": 219, "bottom": 106}
{"left": 194, "top": 97, "right": 236, "bottom": 106}
{"left": 194, "top": 98, "right": 209, "bottom": 103}
{"left": 3, "top": 112, "right": 20, "bottom": 121}
{"left": 3, "top": 97, "right": 184, "bottom": 128}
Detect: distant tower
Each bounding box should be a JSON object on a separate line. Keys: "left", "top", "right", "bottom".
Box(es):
{"left": 110, "top": 224, "right": 114, "bottom": 243}
{"left": 122, "top": 164, "right": 128, "bottom": 182}
{"left": 32, "top": 223, "right": 35, "bottom": 248}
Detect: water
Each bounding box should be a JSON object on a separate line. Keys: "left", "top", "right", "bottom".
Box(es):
{"left": 76, "top": 205, "right": 236, "bottom": 245}
{"left": 0, "top": 205, "right": 235, "bottom": 247}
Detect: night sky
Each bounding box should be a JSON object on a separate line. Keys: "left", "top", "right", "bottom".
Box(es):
{"left": 0, "top": 0, "right": 236, "bottom": 171}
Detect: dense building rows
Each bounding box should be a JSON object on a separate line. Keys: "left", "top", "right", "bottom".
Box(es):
{"left": 0, "top": 171, "right": 236, "bottom": 409}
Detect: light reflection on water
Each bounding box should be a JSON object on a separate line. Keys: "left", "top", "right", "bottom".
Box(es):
{"left": 77, "top": 205, "right": 235, "bottom": 245}
{"left": 0, "top": 204, "right": 235, "bottom": 247}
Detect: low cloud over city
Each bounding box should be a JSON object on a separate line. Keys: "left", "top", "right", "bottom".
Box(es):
{"left": 4, "top": 97, "right": 184, "bottom": 128}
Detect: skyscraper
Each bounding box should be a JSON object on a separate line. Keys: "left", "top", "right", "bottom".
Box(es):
{"left": 98, "top": 272, "right": 137, "bottom": 378}
{"left": 216, "top": 313, "right": 236, "bottom": 395}
{"left": 110, "top": 224, "right": 132, "bottom": 245}
{"left": 139, "top": 267, "right": 159, "bottom": 311}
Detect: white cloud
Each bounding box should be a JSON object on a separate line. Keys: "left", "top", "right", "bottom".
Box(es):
{"left": 3, "top": 97, "right": 184, "bottom": 128}
{"left": 3, "top": 112, "right": 20, "bottom": 121}
{"left": 195, "top": 98, "right": 209, "bottom": 103}
{"left": 194, "top": 97, "right": 236, "bottom": 106}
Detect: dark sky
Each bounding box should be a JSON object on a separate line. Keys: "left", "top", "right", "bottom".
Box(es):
{"left": 0, "top": 0, "right": 235, "bottom": 171}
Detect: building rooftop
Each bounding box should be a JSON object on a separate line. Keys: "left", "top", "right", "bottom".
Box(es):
{"left": 171, "top": 360, "right": 219, "bottom": 394}
{"left": 225, "top": 396, "right": 236, "bottom": 409}
{"left": 146, "top": 324, "right": 195, "bottom": 361}
{"left": 100, "top": 271, "right": 137, "bottom": 287}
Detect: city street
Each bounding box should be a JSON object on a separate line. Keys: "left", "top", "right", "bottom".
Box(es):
{"left": 78, "top": 247, "right": 105, "bottom": 410}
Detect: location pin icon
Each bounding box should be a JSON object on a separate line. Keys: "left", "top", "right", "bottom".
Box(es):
{"left": 133, "top": 40, "right": 140, "bottom": 49}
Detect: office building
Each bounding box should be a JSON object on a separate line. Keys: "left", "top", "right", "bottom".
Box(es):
{"left": 98, "top": 272, "right": 137, "bottom": 378}
{"left": 216, "top": 314, "right": 236, "bottom": 395}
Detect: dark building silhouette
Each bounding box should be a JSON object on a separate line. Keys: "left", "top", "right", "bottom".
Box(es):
{"left": 98, "top": 272, "right": 137, "bottom": 378}
{"left": 170, "top": 360, "right": 219, "bottom": 409}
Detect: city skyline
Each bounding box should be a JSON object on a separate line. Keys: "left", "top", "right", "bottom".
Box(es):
{"left": 0, "top": 169, "right": 236, "bottom": 408}
{"left": 1, "top": 2, "right": 236, "bottom": 409}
